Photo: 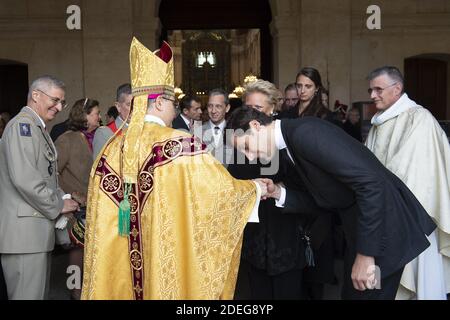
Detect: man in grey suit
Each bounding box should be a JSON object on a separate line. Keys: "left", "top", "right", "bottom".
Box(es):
{"left": 201, "top": 89, "right": 233, "bottom": 166}
{"left": 92, "top": 83, "right": 132, "bottom": 159}
{"left": 0, "top": 75, "right": 79, "bottom": 300}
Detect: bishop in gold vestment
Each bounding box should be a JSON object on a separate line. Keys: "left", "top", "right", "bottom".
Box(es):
{"left": 81, "top": 38, "right": 260, "bottom": 300}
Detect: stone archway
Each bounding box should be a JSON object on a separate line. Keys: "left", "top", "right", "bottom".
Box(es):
{"left": 155, "top": 0, "right": 300, "bottom": 90}
{"left": 0, "top": 59, "right": 28, "bottom": 117}
{"left": 157, "top": 0, "right": 273, "bottom": 82}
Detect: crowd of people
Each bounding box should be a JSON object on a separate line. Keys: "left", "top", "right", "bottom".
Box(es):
{"left": 0, "top": 38, "right": 449, "bottom": 300}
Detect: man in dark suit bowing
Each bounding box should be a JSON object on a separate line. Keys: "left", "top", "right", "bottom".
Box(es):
{"left": 226, "top": 106, "right": 436, "bottom": 299}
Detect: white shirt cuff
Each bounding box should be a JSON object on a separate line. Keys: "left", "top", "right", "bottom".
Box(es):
{"left": 62, "top": 193, "right": 72, "bottom": 200}
{"left": 247, "top": 181, "right": 261, "bottom": 223}
{"left": 275, "top": 186, "right": 286, "bottom": 208}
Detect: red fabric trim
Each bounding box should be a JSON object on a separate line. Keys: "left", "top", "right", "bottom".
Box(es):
{"left": 157, "top": 41, "right": 173, "bottom": 63}
{"left": 107, "top": 121, "right": 120, "bottom": 134}
{"left": 95, "top": 136, "right": 206, "bottom": 300}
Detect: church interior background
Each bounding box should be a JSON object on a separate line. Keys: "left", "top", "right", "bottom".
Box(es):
{"left": 1, "top": 0, "right": 450, "bottom": 300}
{"left": 0, "top": 0, "right": 450, "bottom": 135}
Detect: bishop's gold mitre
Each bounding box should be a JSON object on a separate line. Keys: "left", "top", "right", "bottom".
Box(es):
{"left": 121, "top": 37, "right": 175, "bottom": 183}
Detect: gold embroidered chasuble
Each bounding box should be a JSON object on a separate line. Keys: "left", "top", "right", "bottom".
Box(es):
{"left": 81, "top": 121, "right": 257, "bottom": 299}
{"left": 82, "top": 37, "right": 258, "bottom": 300}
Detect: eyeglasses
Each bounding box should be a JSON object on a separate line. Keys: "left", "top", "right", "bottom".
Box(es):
{"left": 368, "top": 82, "right": 397, "bottom": 95}
{"left": 36, "top": 89, "right": 68, "bottom": 109}
{"left": 162, "top": 96, "right": 179, "bottom": 109}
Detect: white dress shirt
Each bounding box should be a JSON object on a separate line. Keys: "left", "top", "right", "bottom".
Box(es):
{"left": 273, "top": 119, "right": 294, "bottom": 208}
{"left": 208, "top": 120, "right": 226, "bottom": 147}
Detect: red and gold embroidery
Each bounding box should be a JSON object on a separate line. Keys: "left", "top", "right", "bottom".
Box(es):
{"left": 95, "top": 136, "right": 207, "bottom": 300}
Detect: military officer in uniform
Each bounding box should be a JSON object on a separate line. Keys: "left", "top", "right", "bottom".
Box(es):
{"left": 0, "top": 75, "right": 79, "bottom": 300}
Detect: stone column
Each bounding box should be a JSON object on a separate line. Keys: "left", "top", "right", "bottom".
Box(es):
{"left": 80, "top": 0, "right": 134, "bottom": 111}
{"left": 269, "top": 0, "right": 301, "bottom": 90}
{"left": 132, "top": 0, "right": 161, "bottom": 50}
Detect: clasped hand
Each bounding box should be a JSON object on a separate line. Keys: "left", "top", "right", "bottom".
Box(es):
{"left": 252, "top": 178, "right": 281, "bottom": 200}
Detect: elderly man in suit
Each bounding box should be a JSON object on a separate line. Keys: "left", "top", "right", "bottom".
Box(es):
{"left": 226, "top": 106, "right": 436, "bottom": 300}
{"left": 201, "top": 88, "right": 232, "bottom": 166}
{"left": 0, "top": 75, "right": 79, "bottom": 300}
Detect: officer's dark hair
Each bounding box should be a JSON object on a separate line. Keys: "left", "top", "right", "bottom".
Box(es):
{"left": 106, "top": 106, "right": 119, "bottom": 119}
{"left": 225, "top": 105, "right": 273, "bottom": 136}
{"left": 179, "top": 95, "right": 201, "bottom": 113}
{"left": 116, "top": 83, "right": 132, "bottom": 102}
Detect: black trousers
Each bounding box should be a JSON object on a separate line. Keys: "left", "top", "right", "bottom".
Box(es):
{"left": 247, "top": 264, "right": 304, "bottom": 300}
{"left": 0, "top": 255, "right": 8, "bottom": 300}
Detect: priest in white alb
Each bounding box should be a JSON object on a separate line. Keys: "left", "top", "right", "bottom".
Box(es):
{"left": 365, "top": 66, "right": 450, "bottom": 300}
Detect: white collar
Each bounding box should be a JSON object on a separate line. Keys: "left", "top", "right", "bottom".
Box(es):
{"left": 25, "top": 106, "right": 46, "bottom": 128}
{"left": 274, "top": 119, "right": 286, "bottom": 150}
{"left": 371, "top": 93, "right": 420, "bottom": 126}
{"left": 144, "top": 115, "right": 166, "bottom": 127}
{"left": 274, "top": 119, "right": 295, "bottom": 164}
{"left": 209, "top": 120, "right": 226, "bottom": 132}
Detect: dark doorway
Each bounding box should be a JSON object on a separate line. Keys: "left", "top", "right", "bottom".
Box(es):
{"left": 0, "top": 60, "right": 28, "bottom": 117}
{"left": 158, "top": 0, "right": 272, "bottom": 81}
{"left": 404, "top": 56, "right": 448, "bottom": 120}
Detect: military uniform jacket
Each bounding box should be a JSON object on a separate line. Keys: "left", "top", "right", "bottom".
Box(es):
{"left": 0, "top": 107, "right": 64, "bottom": 253}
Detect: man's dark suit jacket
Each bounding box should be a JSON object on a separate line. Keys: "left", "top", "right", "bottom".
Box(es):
{"left": 172, "top": 114, "right": 190, "bottom": 132}
{"left": 280, "top": 117, "right": 436, "bottom": 279}
{"left": 228, "top": 154, "right": 307, "bottom": 276}
{"left": 49, "top": 119, "right": 69, "bottom": 142}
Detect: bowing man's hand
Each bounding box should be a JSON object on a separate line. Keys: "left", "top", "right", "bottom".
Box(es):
{"left": 351, "top": 253, "right": 377, "bottom": 291}
{"left": 256, "top": 179, "right": 283, "bottom": 201}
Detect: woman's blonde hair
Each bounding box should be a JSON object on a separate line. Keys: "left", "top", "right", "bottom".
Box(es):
{"left": 242, "top": 79, "right": 282, "bottom": 110}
